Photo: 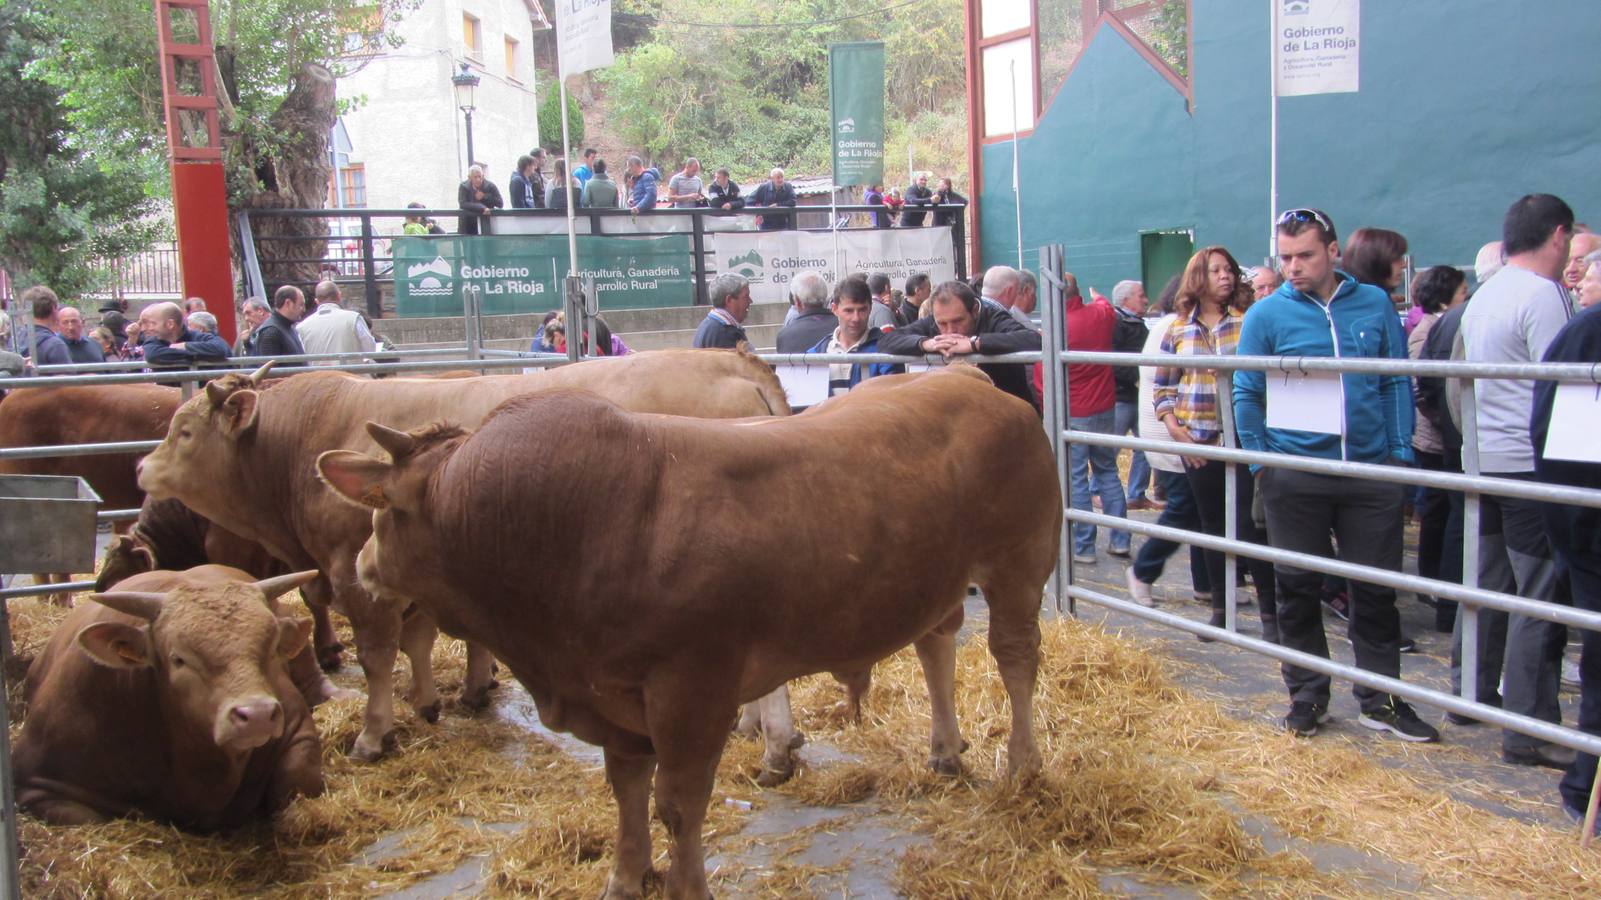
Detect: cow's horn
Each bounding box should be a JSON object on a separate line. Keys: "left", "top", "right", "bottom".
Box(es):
{"left": 253, "top": 570, "right": 320, "bottom": 603}
{"left": 366, "top": 422, "right": 417, "bottom": 459}
{"left": 204, "top": 380, "right": 232, "bottom": 408}
{"left": 88, "top": 591, "right": 167, "bottom": 621}
{"left": 249, "top": 361, "right": 275, "bottom": 385}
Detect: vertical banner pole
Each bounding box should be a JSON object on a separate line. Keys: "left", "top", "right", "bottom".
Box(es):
{"left": 828, "top": 41, "right": 885, "bottom": 279}
{"left": 1010, "top": 60, "right": 1023, "bottom": 271}
{"left": 558, "top": 76, "right": 580, "bottom": 294}
{"left": 1268, "top": 0, "right": 1279, "bottom": 261}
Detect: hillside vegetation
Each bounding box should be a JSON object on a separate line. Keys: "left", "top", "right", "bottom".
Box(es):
{"left": 549, "top": 0, "right": 970, "bottom": 192}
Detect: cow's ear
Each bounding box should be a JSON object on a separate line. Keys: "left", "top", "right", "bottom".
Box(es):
{"left": 76, "top": 622, "right": 153, "bottom": 669}
{"left": 274, "top": 616, "right": 312, "bottom": 660}
{"left": 218, "top": 389, "right": 260, "bottom": 438}
{"left": 317, "top": 450, "right": 392, "bottom": 510}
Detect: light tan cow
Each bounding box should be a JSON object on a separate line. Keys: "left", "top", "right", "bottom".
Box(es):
{"left": 137, "top": 351, "right": 789, "bottom": 760}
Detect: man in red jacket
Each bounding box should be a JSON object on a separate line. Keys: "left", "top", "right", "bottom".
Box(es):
{"left": 1034, "top": 273, "right": 1126, "bottom": 563}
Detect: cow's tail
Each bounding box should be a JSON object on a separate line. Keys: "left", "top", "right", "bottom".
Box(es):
{"left": 735, "top": 347, "right": 793, "bottom": 416}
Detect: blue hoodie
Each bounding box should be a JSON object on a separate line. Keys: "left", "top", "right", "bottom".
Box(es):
{"left": 630, "top": 166, "right": 660, "bottom": 211}
{"left": 1232, "top": 271, "right": 1413, "bottom": 468}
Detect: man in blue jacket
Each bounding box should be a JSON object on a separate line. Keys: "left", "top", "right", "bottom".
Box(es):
{"left": 626, "top": 156, "right": 659, "bottom": 213}
{"left": 137, "top": 301, "right": 231, "bottom": 371}
{"left": 1234, "top": 208, "right": 1436, "bottom": 744}
{"left": 19, "top": 286, "right": 71, "bottom": 367}
{"left": 805, "top": 274, "right": 901, "bottom": 397}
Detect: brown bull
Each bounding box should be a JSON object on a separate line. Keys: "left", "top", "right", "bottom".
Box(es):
{"left": 137, "top": 351, "right": 790, "bottom": 761}
{"left": 317, "top": 369, "right": 1061, "bottom": 898}
{"left": 15, "top": 566, "right": 323, "bottom": 829}
{"left": 0, "top": 384, "right": 179, "bottom": 602}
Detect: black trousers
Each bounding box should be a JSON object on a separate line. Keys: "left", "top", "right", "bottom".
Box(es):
{"left": 1184, "top": 460, "right": 1276, "bottom": 619}
{"left": 1415, "top": 448, "right": 1464, "bottom": 630}
{"left": 1259, "top": 467, "right": 1405, "bottom": 711}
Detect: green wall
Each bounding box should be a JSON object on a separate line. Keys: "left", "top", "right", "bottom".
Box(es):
{"left": 981, "top": 1, "right": 1601, "bottom": 291}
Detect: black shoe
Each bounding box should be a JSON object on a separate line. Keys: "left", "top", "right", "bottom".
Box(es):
{"left": 1398, "top": 636, "right": 1417, "bottom": 654}
{"left": 1197, "top": 609, "right": 1226, "bottom": 643}
{"left": 1261, "top": 614, "right": 1280, "bottom": 645}
{"left": 1283, "top": 701, "right": 1330, "bottom": 737}
{"left": 1358, "top": 698, "right": 1440, "bottom": 743}
{"left": 1321, "top": 590, "right": 1350, "bottom": 622}
{"left": 1445, "top": 695, "right": 1501, "bottom": 726}
{"left": 1503, "top": 744, "right": 1577, "bottom": 770}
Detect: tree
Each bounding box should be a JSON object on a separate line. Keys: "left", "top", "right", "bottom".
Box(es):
{"left": 28, "top": 0, "right": 420, "bottom": 291}
{"left": 0, "top": 0, "right": 159, "bottom": 300}
{"left": 537, "top": 86, "right": 587, "bottom": 155}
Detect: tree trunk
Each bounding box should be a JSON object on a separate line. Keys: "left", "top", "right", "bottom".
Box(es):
{"left": 238, "top": 62, "right": 336, "bottom": 297}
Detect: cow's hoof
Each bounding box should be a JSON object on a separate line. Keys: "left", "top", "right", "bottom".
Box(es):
{"left": 458, "top": 686, "right": 494, "bottom": 713}
{"left": 928, "top": 755, "right": 963, "bottom": 776}
{"left": 599, "top": 875, "right": 643, "bottom": 900}
{"left": 755, "top": 764, "right": 795, "bottom": 788}
{"left": 317, "top": 643, "right": 345, "bottom": 672}
{"left": 787, "top": 730, "right": 807, "bottom": 751}
{"left": 416, "top": 700, "right": 442, "bottom": 724}
{"left": 350, "top": 733, "right": 388, "bottom": 762}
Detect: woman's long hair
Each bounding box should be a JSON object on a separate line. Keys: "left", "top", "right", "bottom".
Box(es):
{"left": 1174, "top": 246, "right": 1252, "bottom": 319}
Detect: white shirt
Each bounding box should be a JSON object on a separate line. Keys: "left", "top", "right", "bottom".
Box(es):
{"left": 296, "top": 303, "right": 376, "bottom": 362}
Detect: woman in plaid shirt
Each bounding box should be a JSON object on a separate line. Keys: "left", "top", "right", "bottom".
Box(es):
{"left": 1153, "top": 247, "right": 1279, "bottom": 641}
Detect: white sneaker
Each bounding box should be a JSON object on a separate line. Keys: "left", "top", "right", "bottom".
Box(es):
{"left": 1562, "top": 657, "right": 1582, "bottom": 692}
{"left": 1125, "top": 567, "right": 1155, "bottom": 607}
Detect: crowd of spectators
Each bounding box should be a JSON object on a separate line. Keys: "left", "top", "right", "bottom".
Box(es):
{"left": 2, "top": 279, "right": 382, "bottom": 378}
{"left": 438, "top": 149, "right": 966, "bottom": 238}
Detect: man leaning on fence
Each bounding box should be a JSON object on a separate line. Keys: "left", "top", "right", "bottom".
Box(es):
{"left": 1234, "top": 208, "right": 1437, "bottom": 744}
{"left": 879, "top": 279, "right": 1041, "bottom": 407}
{"left": 138, "top": 301, "right": 230, "bottom": 374}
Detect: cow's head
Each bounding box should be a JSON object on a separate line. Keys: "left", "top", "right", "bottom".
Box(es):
{"left": 77, "top": 570, "right": 318, "bottom": 751}
{"left": 316, "top": 421, "right": 468, "bottom": 600}
{"left": 95, "top": 534, "right": 157, "bottom": 592}
{"left": 137, "top": 363, "right": 273, "bottom": 507}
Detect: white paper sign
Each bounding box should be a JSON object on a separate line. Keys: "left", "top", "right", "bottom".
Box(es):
{"left": 775, "top": 364, "right": 830, "bottom": 408}
{"left": 1274, "top": 0, "right": 1360, "bottom": 97}
{"left": 904, "top": 362, "right": 934, "bottom": 373}
{"left": 1265, "top": 370, "right": 1344, "bottom": 434}
{"left": 715, "top": 228, "right": 958, "bottom": 303}
{"left": 556, "top": 0, "right": 614, "bottom": 80}
{"left": 1542, "top": 383, "right": 1601, "bottom": 463}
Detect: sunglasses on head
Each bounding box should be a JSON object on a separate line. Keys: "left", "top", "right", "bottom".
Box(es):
{"left": 1277, "top": 208, "right": 1334, "bottom": 232}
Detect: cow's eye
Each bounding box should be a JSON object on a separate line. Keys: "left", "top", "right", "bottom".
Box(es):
{"left": 171, "top": 654, "right": 187, "bottom": 668}
{"left": 178, "top": 428, "right": 192, "bottom": 440}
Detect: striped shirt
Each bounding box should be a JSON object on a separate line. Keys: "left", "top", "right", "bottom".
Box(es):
{"left": 1152, "top": 307, "right": 1244, "bottom": 444}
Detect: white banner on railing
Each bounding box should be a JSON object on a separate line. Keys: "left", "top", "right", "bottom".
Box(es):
{"left": 716, "top": 227, "right": 958, "bottom": 303}
{"left": 1274, "top": 0, "right": 1360, "bottom": 97}
{"left": 556, "top": 0, "right": 614, "bottom": 80}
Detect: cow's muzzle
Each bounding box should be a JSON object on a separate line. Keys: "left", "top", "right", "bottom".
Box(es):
{"left": 218, "top": 697, "right": 285, "bottom": 749}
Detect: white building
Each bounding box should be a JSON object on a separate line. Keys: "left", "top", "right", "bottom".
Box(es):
{"left": 331, "top": 0, "right": 549, "bottom": 214}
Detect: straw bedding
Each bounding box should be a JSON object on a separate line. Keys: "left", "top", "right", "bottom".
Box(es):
{"left": 7, "top": 590, "right": 1598, "bottom": 897}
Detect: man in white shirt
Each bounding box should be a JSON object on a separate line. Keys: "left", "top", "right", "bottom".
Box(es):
{"left": 297, "top": 281, "right": 376, "bottom": 363}
{"left": 1455, "top": 193, "right": 1576, "bottom": 769}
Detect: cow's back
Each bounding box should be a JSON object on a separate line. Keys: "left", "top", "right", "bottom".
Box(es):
{"left": 416, "top": 371, "right": 1057, "bottom": 696}
{"left": 0, "top": 385, "right": 180, "bottom": 509}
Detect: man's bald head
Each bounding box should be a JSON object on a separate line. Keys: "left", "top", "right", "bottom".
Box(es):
{"left": 314, "top": 280, "right": 341, "bottom": 307}
{"left": 140, "top": 301, "right": 184, "bottom": 342}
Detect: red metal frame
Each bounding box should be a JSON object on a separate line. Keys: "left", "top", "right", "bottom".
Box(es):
{"left": 154, "top": 0, "right": 237, "bottom": 340}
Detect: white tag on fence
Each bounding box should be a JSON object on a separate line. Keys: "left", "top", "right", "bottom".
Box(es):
{"left": 1543, "top": 383, "right": 1601, "bottom": 463}
{"left": 904, "top": 362, "right": 934, "bottom": 373}
{"left": 1265, "top": 370, "right": 1344, "bottom": 435}
{"left": 775, "top": 364, "right": 829, "bottom": 408}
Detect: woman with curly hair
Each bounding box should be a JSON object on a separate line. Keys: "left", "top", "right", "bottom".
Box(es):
{"left": 1153, "top": 246, "right": 1278, "bottom": 641}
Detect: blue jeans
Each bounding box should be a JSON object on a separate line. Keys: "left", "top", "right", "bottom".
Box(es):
{"left": 1113, "top": 400, "right": 1151, "bottom": 501}
{"left": 1069, "top": 409, "right": 1129, "bottom": 556}
{"left": 1133, "top": 470, "right": 1209, "bottom": 592}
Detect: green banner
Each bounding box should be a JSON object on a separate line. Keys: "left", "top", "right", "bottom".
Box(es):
{"left": 393, "top": 234, "right": 695, "bottom": 317}
{"left": 829, "top": 41, "right": 886, "bottom": 188}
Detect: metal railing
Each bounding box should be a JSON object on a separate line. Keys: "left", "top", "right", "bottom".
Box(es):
{"left": 3, "top": 304, "right": 1599, "bottom": 768}
{"left": 240, "top": 203, "right": 970, "bottom": 316}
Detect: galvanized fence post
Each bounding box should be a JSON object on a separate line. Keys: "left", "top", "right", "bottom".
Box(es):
{"left": 1460, "top": 377, "right": 1481, "bottom": 706}
{"left": 1037, "top": 245, "right": 1068, "bottom": 616}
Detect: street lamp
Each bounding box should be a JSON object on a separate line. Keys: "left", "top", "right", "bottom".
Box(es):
{"left": 451, "top": 62, "right": 481, "bottom": 169}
